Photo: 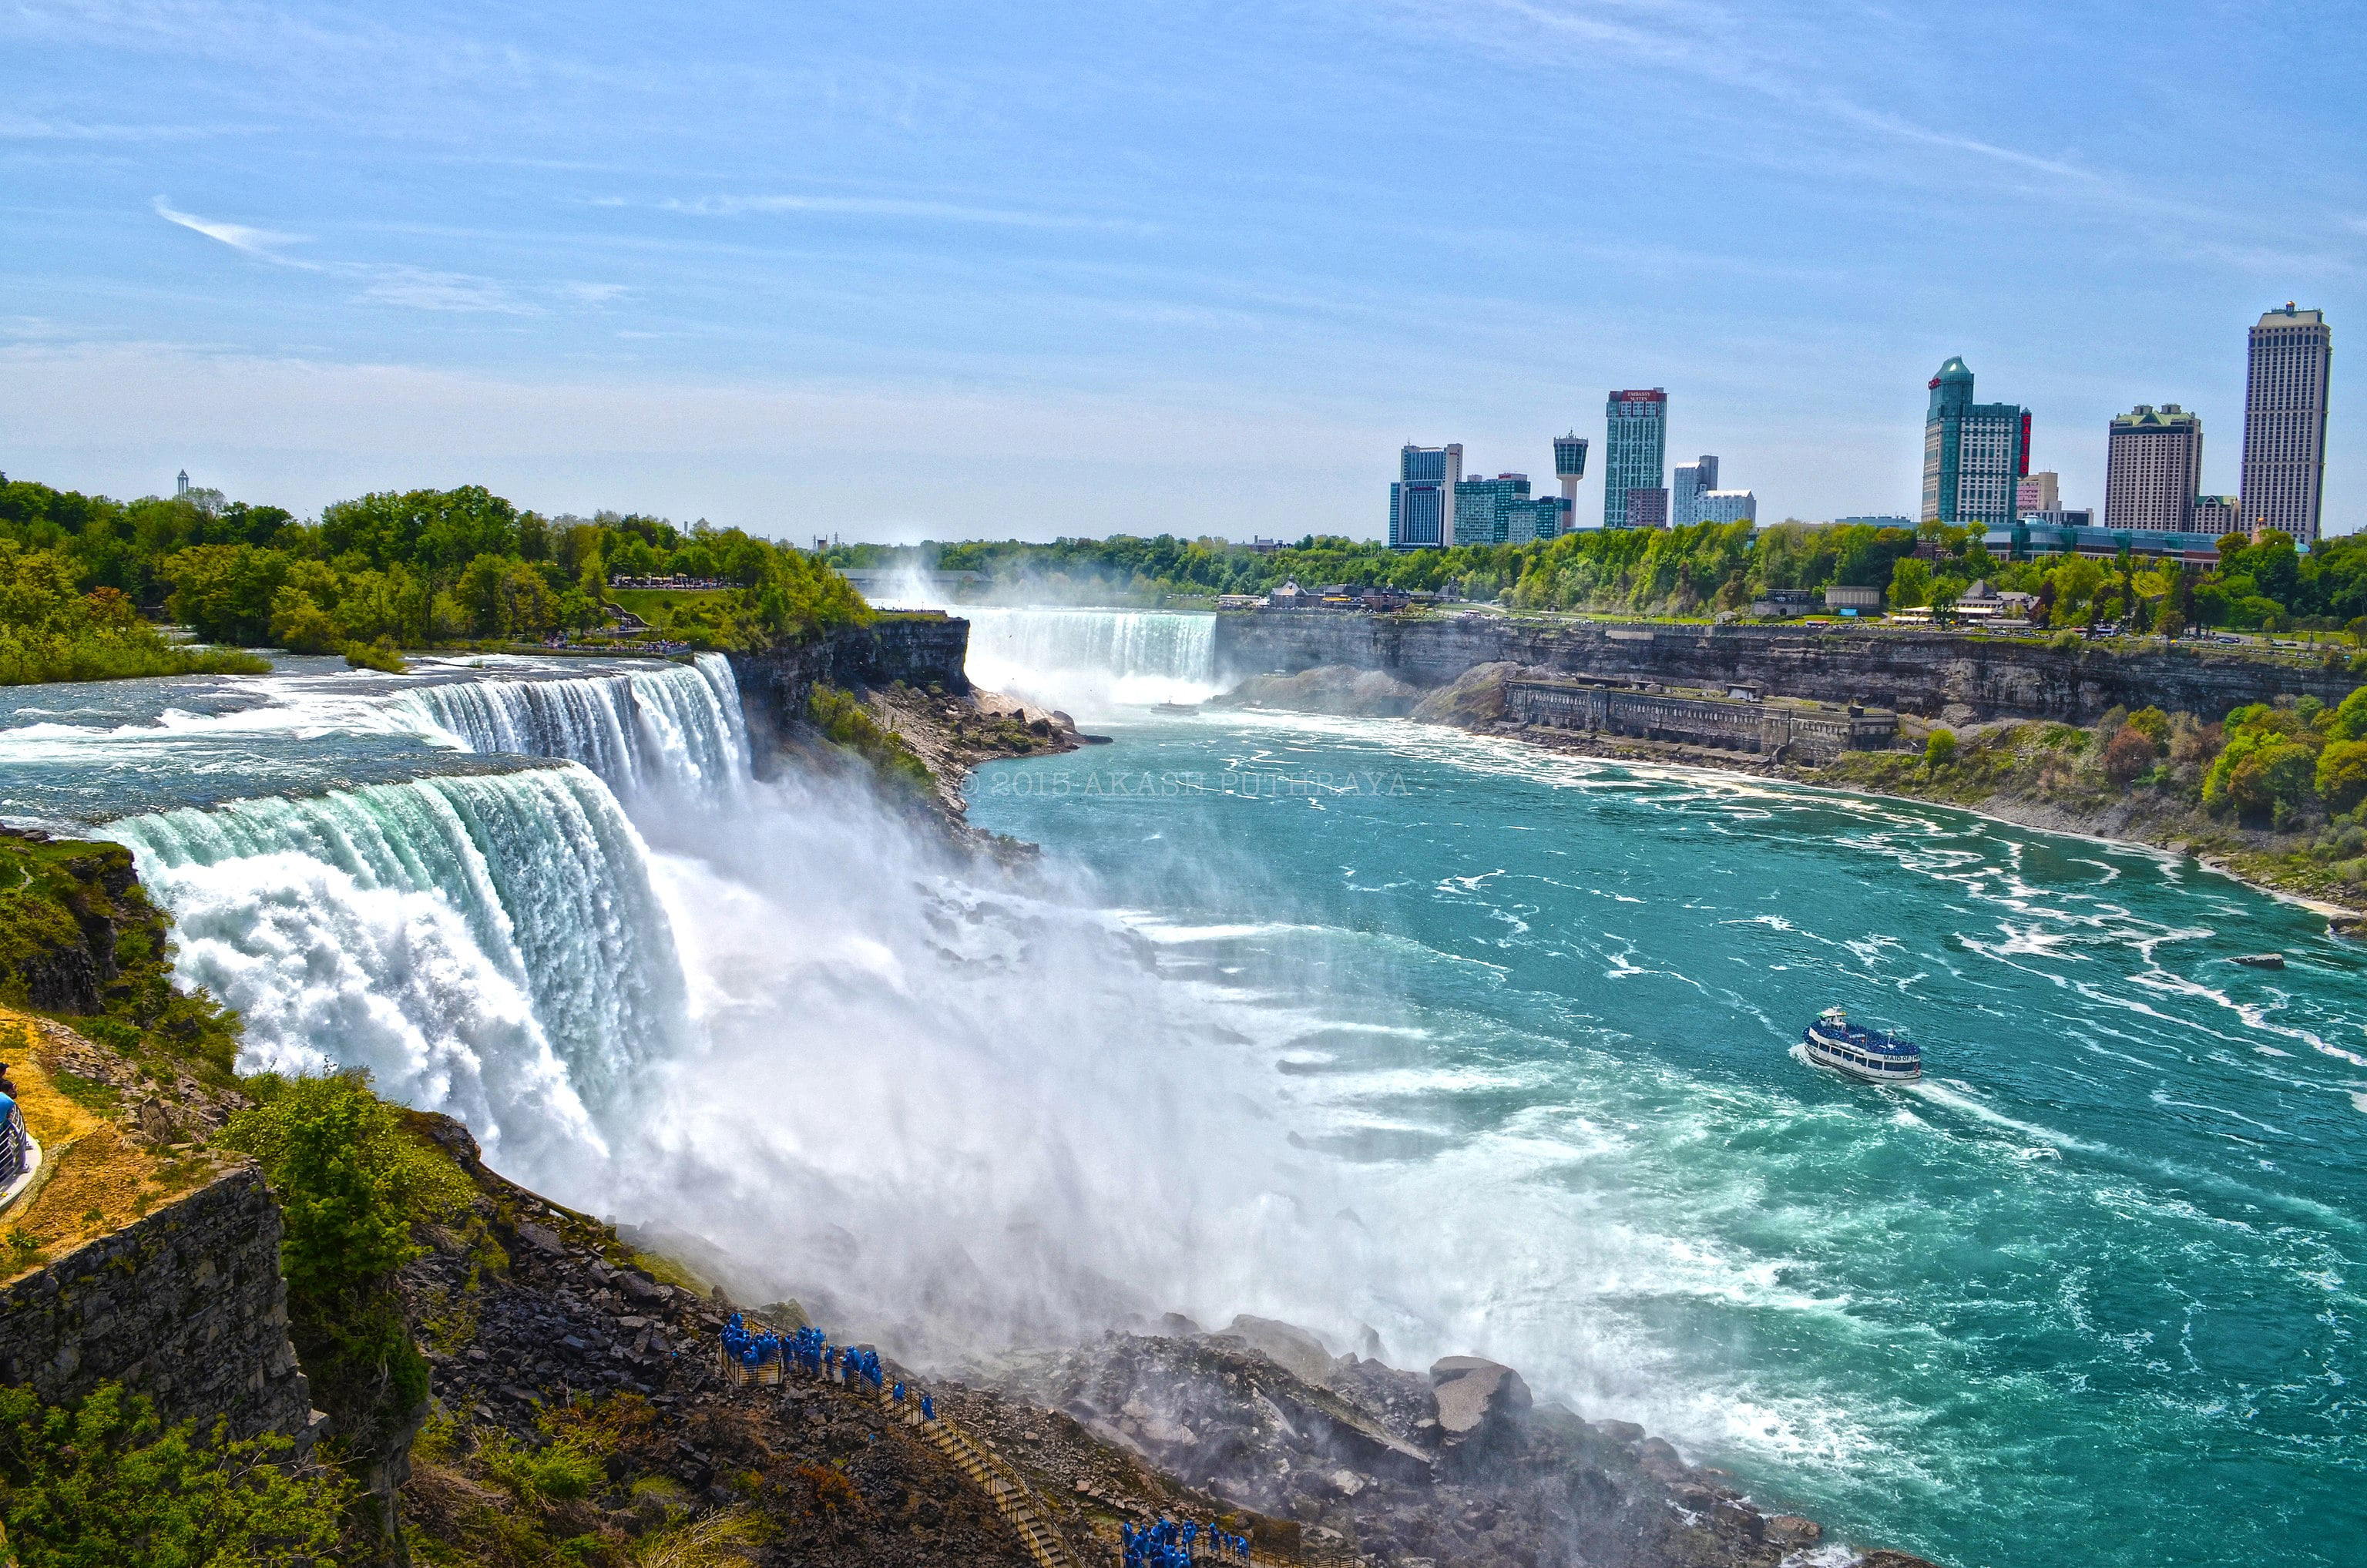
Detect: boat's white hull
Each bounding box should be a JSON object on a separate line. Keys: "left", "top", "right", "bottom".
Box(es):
{"left": 1804, "top": 1031, "right": 1922, "bottom": 1083}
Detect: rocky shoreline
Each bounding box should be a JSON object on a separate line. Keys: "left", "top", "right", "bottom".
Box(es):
{"left": 1215, "top": 659, "right": 2366, "bottom": 935}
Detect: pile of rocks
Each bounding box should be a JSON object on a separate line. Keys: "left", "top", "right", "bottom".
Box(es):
{"left": 399, "top": 1116, "right": 1039, "bottom": 1567}
{"left": 981, "top": 1318, "right": 1938, "bottom": 1568}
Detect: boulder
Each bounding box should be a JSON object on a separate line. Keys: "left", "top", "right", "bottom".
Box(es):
{"left": 1764, "top": 1515, "right": 1822, "bottom": 1547}
{"left": 514, "top": 1221, "right": 564, "bottom": 1257}
{"left": 1224, "top": 1315, "right": 1336, "bottom": 1387}
{"left": 1427, "top": 1356, "right": 1531, "bottom": 1448}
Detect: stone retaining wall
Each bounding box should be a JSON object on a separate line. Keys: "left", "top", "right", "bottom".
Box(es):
{"left": 0, "top": 1165, "right": 315, "bottom": 1444}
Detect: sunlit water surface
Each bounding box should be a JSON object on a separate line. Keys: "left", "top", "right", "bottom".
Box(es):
{"left": 965, "top": 704, "right": 2367, "bottom": 1568}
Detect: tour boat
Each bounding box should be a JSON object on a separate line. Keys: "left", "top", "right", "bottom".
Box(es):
{"left": 1801, "top": 1006, "right": 1922, "bottom": 1083}
{"left": 1152, "top": 702, "right": 1201, "bottom": 715}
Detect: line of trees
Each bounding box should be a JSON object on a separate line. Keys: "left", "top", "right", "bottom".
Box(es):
{"left": 0, "top": 474, "right": 868, "bottom": 672}
{"left": 840, "top": 518, "right": 2367, "bottom": 633}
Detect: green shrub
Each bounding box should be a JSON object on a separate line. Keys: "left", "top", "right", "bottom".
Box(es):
{"left": 342, "top": 638, "right": 408, "bottom": 673}
{"left": 221, "top": 1074, "right": 472, "bottom": 1478}
{"left": 807, "top": 685, "right": 935, "bottom": 797}
{"left": 0, "top": 1381, "right": 350, "bottom": 1567}
{"left": 476, "top": 1430, "right": 603, "bottom": 1509}
{"left": 1924, "top": 729, "right": 1957, "bottom": 768}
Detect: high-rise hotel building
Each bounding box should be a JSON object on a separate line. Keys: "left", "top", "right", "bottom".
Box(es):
{"left": 2103, "top": 404, "right": 2203, "bottom": 532}
{"left": 1920, "top": 358, "right": 2029, "bottom": 529}
{"left": 2239, "top": 304, "right": 2332, "bottom": 542}
{"left": 1388, "top": 442, "right": 1463, "bottom": 549}
{"left": 1604, "top": 390, "right": 1668, "bottom": 528}
{"left": 1672, "top": 455, "right": 1720, "bottom": 527}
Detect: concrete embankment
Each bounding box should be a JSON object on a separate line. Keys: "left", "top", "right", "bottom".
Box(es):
{"left": 1214, "top": 613, "right": 2359, "bottom": 724}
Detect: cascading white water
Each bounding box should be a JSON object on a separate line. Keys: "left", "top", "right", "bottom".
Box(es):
{"left": 957, "top": 608, "right": 1218, "bottom": 715}
{"left": 393, "top": 655, "right": 748, "bottom": 806}
{"left": 64, "top": 638, "right": 1369, "bottom": 1363}
{"left": 100, "top": 764, "right": 690, "bottom": 1180}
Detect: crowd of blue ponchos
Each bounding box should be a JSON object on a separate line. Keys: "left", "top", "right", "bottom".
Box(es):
{"left": 1123, "top": 1518, "right": 1251, "bottom": 1565}
{"left": 717, "top": 1317, "right": 932, "bottom": 1419}
{"left": 722, "top": 1320, "right": 1247, "bottom": 1560}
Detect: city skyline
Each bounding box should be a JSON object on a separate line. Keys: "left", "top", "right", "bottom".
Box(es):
{"left": 1, "top": 2, "right": 2359, "bottom": 541}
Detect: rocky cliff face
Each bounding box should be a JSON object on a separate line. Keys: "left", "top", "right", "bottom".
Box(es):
{"left": 0, "top": 1163, "right": 317, "bottom": 1447}
{"left": 730, "top": 615, "right": 973, "bottom": 773}
{"left": 1214, "top": 615, "right": 2360, "bottom": 724}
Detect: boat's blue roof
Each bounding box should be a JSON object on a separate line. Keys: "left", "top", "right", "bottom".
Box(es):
{"left": 1807, "top": 1020, "right": 1919, "bottom": 1056}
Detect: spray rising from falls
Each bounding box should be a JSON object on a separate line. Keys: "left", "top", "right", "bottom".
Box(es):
{"left": 84, "top": 646, "right": 1360, "bottom": 1358}
{"left": 957, "top": 608, "right": 1218, "bottom": 715}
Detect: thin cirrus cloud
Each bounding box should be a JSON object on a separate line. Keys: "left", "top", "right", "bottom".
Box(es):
{"left": 647, "top": 193, "right": 1156, "bottom": 234}
{"left": 153, "top": 196, "right": 626, "bottom": 315}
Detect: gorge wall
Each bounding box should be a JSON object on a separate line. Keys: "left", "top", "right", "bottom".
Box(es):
{"left": 728, "top": 613, "right": 972, "bottom": 771}
{"left": 0, "top": 1165, "right": 316, "bottom": 1445}
{"left": 1214, "top": 613, "right": 2363, "bottom": 723}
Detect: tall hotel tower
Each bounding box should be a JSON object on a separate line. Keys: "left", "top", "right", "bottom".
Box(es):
{"left": 2103, "top": 404, "right": 2203, "bottom": 532}
{"left": 1388, "top": 443, "right": 1463, "bottom": 549}
{"left": 2239, "top": 304, "right": 2332, "bottom": 542}
{"left": 1920, "top": 358, "right": 2029, "bottom": 529}
{"left": 1604, "top": 390, "right": 1668, "bottom": 528}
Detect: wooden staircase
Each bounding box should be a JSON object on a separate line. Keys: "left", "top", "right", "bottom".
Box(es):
{"left": 902, "top": 1392, "right": 1085, "bottom": 1568}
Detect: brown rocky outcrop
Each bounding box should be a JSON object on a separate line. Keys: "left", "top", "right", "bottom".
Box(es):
{"left": 1216, "top": 614, "right": 2360, "bottom": 724}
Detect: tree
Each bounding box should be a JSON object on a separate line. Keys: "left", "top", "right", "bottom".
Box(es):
{"left": 222, "top": 1075, "right": 471, "bottom": 1543}
{"left": 2103, "top": 725, "right": 2157, "bottom": 785}
{"left": 1925, "top": 728, "right": 1957, "bottom": 767}
{"left": 0, "top": 1382, "right": 349, "bottom": 1567}
{"left": 160, "top": 544, "right": 290, "bottom": 645}
{"left": 269, "top": 587, "right": 341, "bottom": 654}
{"left": 2316, "top": 740, "right": 2367, "bottom": 814}
{"left": 1889, "top": 557, "right": 1934, "bottom": 609}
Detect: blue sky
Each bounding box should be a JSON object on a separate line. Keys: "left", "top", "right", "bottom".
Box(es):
{"left": 3, "top": 1, "right": 2361, "bottom": 542}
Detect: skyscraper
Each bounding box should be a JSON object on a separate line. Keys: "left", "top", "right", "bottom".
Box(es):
{"left": 1604, "top": 390, "right": 1667, "bottom": 528}
{"left": 1454, "top": 472, "right": 1529, "bottom": 545}
{"left": 1553, "top": 434, "right": 1590, "bottom": 508}
{"left": 1920, "top": 358, "right": 2029, "bottom": 529}
{"left": 2239, "top": 304, "right": 2332, "bottom": 542}
{"left": 1671, "top": 455, "right": 1720, "bottom": 527}
{"left": 1388, "top": 443, "right": 1462, "bottom": 549}
{"left": 2103, "top": 404, "right": 2202, "bottom": 532}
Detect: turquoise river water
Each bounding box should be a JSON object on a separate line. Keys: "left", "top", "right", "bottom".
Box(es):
{"left": 963, "top": 705, "right": 2367, "bottom": 1568}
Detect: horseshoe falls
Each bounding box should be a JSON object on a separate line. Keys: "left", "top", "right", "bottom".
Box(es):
{"left": 958, "top": 606, "right": 1217, "bottom": 715}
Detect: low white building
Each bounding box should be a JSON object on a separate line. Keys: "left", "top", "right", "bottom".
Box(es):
{"left": 1698, "top": 489, "right": 1758, "bottom": 525}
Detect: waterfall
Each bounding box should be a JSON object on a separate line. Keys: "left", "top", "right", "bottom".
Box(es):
{"left": 394, "top": 654, "right": 747, "bottom": 805}
{"left": 959, "top": 608, "right": 1218, "bottom": 714}
{"left": 100, "top": 764, "right": 690, "bottom": 1177}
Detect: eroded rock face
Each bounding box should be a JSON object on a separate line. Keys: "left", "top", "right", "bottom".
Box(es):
{"left": 1428, "top": 1356, "right": 1531, "bottom": 1449}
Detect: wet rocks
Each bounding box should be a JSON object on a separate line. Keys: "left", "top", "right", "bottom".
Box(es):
{"left": 1428, "top": 1356, "right": 1531, "bottom": 1452}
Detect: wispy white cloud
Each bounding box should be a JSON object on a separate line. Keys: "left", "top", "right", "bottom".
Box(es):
{"left": 152, "top": 197, "right": 619, "bottom": 314}
{"left": 153, "top": 196, "right": 315, "bottom": 262}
